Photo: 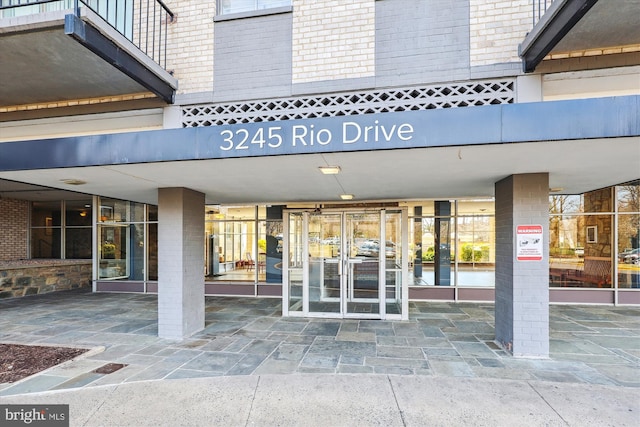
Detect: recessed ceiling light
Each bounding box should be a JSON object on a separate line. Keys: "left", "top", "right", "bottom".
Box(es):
{"left": 340, "top": 194, "right": 354, "bottom": 200}
{"left": 319, "top": 166, "right": 341, "bottom": 175}
{"left": 60, "top": 179, "right": 87, "bottom": 185}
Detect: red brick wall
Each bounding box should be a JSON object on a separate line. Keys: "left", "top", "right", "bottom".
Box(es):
{"left": 0, "top": 198, "right": 29, "bottom": 261}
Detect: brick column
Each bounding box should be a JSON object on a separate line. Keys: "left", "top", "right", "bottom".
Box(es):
{"left": 495, "top": 174, "right": 549, "bottom": 357}
{"left": 158, "top": 187, "right": 205, "bottom": 340}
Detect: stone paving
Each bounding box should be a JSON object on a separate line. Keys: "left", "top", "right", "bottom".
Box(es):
{"left": 0, "top": 289, "right": 638, "bottom": 396}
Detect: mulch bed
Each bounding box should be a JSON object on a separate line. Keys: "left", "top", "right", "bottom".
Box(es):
{"left": 0, "top": 343, "right": 88, "bottom": 383}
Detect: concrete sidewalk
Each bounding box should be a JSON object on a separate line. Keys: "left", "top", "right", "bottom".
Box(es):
{"left": 1, "top": 374, "right": 639, "bottom": 426}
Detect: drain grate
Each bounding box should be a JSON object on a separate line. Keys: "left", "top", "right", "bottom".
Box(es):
{"left": 93, "top": 363, "right": 127, "bottom": 374}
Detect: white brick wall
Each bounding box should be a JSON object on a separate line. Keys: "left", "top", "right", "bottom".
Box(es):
{"left": 470, "top": 0, "right": 531, "bottom": 66}
{"left": 165, "top": 1, "right": 215, "bottom": 95}
{"left": 158, "top": 187, "right": 205, "bottom": 339}
{"left": 495, "top": 173, "right": 550, "bottom": 358}
{"left": 292, "top": 0, "right": 375, "bottom": 83}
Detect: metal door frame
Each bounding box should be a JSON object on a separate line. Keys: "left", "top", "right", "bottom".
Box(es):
{"left": 282, "top": 207, "right": 408, "bottom": 320}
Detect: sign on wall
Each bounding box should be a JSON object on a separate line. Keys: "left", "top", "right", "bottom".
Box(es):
{"left": 516, "top": 225, "right": 543, "bottom": 261}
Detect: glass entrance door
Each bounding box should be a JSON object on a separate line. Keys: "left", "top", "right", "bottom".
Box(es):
{"left": 284, "top": 209, "right": 408, "bottom": 320}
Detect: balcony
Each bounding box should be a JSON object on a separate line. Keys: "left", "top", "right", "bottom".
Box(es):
{"left": 0, "top": 0, "right": 177, "bottom": 121}
{"left": 520, "top": 0, "right": 640, "bottom": 72}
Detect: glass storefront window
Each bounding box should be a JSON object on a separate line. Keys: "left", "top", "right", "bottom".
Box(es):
{"left": 30, "top": 200, "right": 92, "bottom": 259}
{"left": 31, "top": 228, "right": 61, "bottom": 259}
{"left": 456, "top": 215, "right": 495, "bottom": 287}
{"left": 204, "top": 205, "right": 267, "bottom": 282}
{"left": 31, "top": 201, "right": 61, "bottom": 258}
{"left": 287, "top": 212, "right": 303, "bottom": 312}
{"left": 148, "top": 205, "right": 158, "bottom": 222}
{"left": 65, "top": 200, "right": 92, "bottom": 226}
{"left": 549, "top": 195, "right": 583, "bottom": 214}
{"left": 97, "top": 198, "right": 154, "bottom": 281}
{"left": 616, "top": 182, "right": 640, "bottom": 288}
{"left": 99, "top": 198, "right": 144, "bottom": 223}
{"left": 148, "top": 223, "right": 158, "bottom": 281}
{"left": 618, "top": 211, "right": 639, "bottom": 288}
{"left": 549, "top": 212, "right": 613, "bottom": 288}
{"left": 65, "top": 228, "right": 92, "bottom": 259}
{"left": 410, "top": 200, "right": 495, "bottom": 288}
{"left": 617, "top": 182, "right": 639, "bottom": 288}
{"left": 32, "top": 201, "right": 61, "bottom": 227}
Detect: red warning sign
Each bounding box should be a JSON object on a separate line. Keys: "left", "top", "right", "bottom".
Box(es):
{"left": 516, "top": 225, "right": 543, "bottom": 261}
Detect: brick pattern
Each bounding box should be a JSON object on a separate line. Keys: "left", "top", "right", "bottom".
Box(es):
{"left": 470, "top": 0, "right": 531, "bottom": 67}
{"left": 165, "top": 0, "right": 215, "bottom": 95}
{"left": 0, "top": 261, "right": 92, "bottom": 298}
{"left": 158, "top": 188, "right": 205, "bottom": 339}
{"left": 292, "top": 0, "right": 375, "bottom": 83}
{"left": 375, "top": 0, "right": 471, "bottom": 85}
{"left": 213, "top": 11, "right": 292, "bottom": 99}
{"left": 495, "top": 173, "right": 550, "bottom": 357}
{"left": 0, "top": 198, "right": 28, "bottom": 261}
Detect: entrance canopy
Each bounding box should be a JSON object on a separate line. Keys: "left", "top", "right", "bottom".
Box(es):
{"left": 0, "top": 96, "right": 638, "bottom": 205}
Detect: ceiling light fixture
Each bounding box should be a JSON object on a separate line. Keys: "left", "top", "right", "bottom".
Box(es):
{"left": 340, "top": 194, "right": 354, "bottom": 200}
{"left": 319, "top": 166, "right": 341, "bottom": 175}
{"left": 549, "top": 187, "right": 564, "bottom": 193}
{"left": 59, "top": 179, "right": 87, "bottom": 186}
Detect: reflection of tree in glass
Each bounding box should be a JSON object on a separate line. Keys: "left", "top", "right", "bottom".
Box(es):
{"left": 618, "top": 183, "right": 640, "bottom": 251}
{"left": 549, "top": 195, "right": 585, "bottom": 257}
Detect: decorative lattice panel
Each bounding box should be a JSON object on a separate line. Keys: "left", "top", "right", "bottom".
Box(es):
{"left": 182, "top": 79, "right": 514, "bottom": 127}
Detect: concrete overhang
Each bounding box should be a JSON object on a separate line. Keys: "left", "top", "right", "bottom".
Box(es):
{"left": 0, "top": 96, "right": 638, "bottom": 205}
{"left": 0, "top": 136, "right": 638, "bottom": 206}
{"left": 0, "top": 7, "right": 177, "bottom": 119}
{"left": 520, "top": 0, "right": 640, "bottom": 72}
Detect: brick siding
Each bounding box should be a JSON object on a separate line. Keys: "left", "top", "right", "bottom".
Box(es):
{"left": 0, "top": 198, "right": 28, "bottom": 261}
{"left": 292, "top": 0, "right": 375, "bottom": 83}
{"left": 165, "top": 0, "right": 215, "bottom": 95}
{"left": 470, "top": 0, "right": 531, "bottom": 67}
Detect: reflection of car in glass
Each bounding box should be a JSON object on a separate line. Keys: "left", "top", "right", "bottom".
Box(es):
{"left": 356, "top": 240, "right": 396, "bottom": 258}
{"left": 621, "top": 248, "right": 640, "bottom": 264}
{"left": 322, "top": 237, "right": 340, "bottom": 245}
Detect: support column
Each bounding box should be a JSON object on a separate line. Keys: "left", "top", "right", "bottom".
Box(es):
{"left": 158, "top": 187, "right": 205, "bottom": 340}
{"left": 495, "top": 174, "right": 549, "bottom": 357}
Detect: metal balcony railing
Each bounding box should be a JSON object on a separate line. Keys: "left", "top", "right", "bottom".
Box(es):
{"left": 0, "top": 0, "right": 174, "bottom": 69}
{"left": 532, "top": 0, "right": 557, "bottom": 27}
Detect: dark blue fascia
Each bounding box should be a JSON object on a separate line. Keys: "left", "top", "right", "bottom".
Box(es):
{"left": 0, "top": 95, "right": 638, "bottom": 172}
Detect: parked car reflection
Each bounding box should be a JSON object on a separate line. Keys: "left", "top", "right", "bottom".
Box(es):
{"left": 620, "top": 248, "right": 640, "bottom": 264}
{"left": 356, "top": 240, "right": 396, "bottom": 258}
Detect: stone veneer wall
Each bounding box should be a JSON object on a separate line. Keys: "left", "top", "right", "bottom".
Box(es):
{"left": 0, "top": 261, "right": 92, "bottom": 298}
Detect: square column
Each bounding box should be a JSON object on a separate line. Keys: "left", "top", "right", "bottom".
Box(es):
{"left": 495, "top": 174, "right": 549, "bottom": 357}
{"left": 158, "top": 187, "right": 205, "bottom": 340}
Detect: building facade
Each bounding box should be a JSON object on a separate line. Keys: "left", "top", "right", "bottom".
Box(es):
{"left": 0, "top": 0, "right": 639, "bottom": 355}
